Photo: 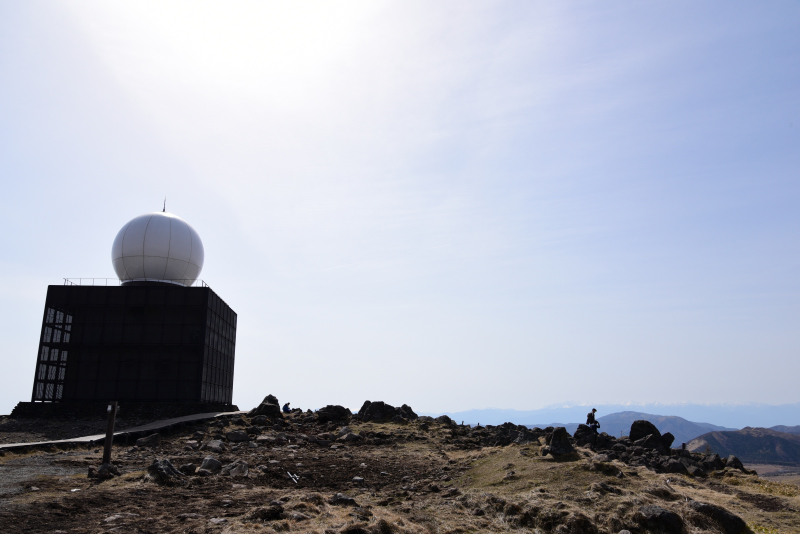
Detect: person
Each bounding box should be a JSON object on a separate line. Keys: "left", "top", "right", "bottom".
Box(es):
{"left": 282, "top": 402, "right": 291, "bottom": 414}
{"left": 586, "top": 408, "right": 600, "bottom": 433}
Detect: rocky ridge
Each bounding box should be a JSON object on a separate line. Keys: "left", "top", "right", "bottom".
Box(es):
{"left": 0, "top": 396, "right": 797, "bottom": 534}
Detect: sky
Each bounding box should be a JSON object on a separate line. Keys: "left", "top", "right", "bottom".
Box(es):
{"left": 1, "top": 1, "right": 798, "bottom": 416}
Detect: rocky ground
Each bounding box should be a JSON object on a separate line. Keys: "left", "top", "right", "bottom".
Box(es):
{"left": 0, "top": 398, "right": 798, "bottom": 534}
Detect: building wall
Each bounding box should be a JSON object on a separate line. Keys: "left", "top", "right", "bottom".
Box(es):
{"left": 31, "top": 284, "right": 236, "bottom": 404}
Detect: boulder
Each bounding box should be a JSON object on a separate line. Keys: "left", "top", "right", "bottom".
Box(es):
{"left": 221, "top": 460, "right": 249, "bottom": 477}
{"left": 203, "top": 439, "right": 225, "bottom": 453}
{"left": 246, "top": 504, "right": 285, "bottom": 521}
{"left": 702, "top": 453, "right": 725, "bottom": 471}
{"left": 357, "top": 401, "right": 418, "bottom": 422}
{"left": 96, "top": 463, "right": 120, "bottom": 480}
{"left": 661, "top": 432, "right": 675, "bottom": 449}
{"left": 686, "top": 465, "right": 707, "bottom": 478}
{"left": 573, "top": 424, "right": 597, "bottom": 446}
{"left": 661, "top": 459, "right": 688, "bottom": 475}
{"left": 688, "top": 501, "right": 748, "bottom": 534}
{"left": 435, "top": 415, "right": 455, "bottom": 426}
{"left": 317, "top": 405, "right": 352, "bottom": 424}
{"left": 262, "top": 394, "right": 279, "bottom": 405}
{"left": 136, "top": 433, "right": 161, "bottom": 448}
{"left": 635, "top": 505, "right": 683, "bottom": 534}
{"left": 146, "top": 459, "right": 184, "bottom": 485}
{"left": 635, "top": 433, "right": 667, "bottom": 454}
{"left": 629, "top": 420, "right": 661, "bottom": 442}
{"left": 542, "top": 427, "right": 575, "bottom": 457}
{"left": 178, "top": 463, "right": 196, "bottom": 476}
{"left": 226, "top": 430, "right": 250, "bottom": 443}
{"left": 725, "top": 455, "right": 744, "bottom": 471}
{"left": 249, "top": 394, "right": 284, "bottom": 419}
{"left": 328, "top": 493, "right": 359, "bottom": 506}
{"left": 199, "top": 456, "right": 222, "bottom": 474}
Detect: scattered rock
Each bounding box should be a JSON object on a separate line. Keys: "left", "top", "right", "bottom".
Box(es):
{"left": 435, "top": 415, "right": 455, "bottom": 426}
{"left": 103, "top": 513, "right": 139, "bottom": 523}
{"left": 689, "top": 501, "right": 748, "bottom": 534}
{"left": 317, "top": 405, "right": 352, "bottom": 423}
{"left": 542, "top": 427, "right": 575, "bottom": 457}
{"left": 203, "top": 439, "right": 225, "bottom": 453}
{"left": 329, "top": 492, "right": 359, "bottom": 506}
{"left": 251, "top": 415, "right": 271, "bottom": 425}
{"left": 178, "top": 463, "right": 196, "bottom": 475}
{"left": 226, "top": 430, "right": 250, "bottom": 443}
{"left": 726, "top": 455, "right": 744, "bottom": 471}
{"left": 145, "top": 459, "right": 184, "bottom": 485}
{"left": 661, "top": 432, "right": 675, "bottom": 449}
{"left": 199, "top": 456, "right": 222, "bottom": 474}
{"left": 246, "top": 504, "right": 285, "bottom": 522}
{"left": 221, "top": 460, "right": 249, "bottom": 477}
{"left": 96, "top": 463, "right": 120, "bottom": 480}
{"left": 686, "top": 465, "right": 707, "bottom": 477}
{"left": 635, "top": 505, "right": 683, "bottom": 534}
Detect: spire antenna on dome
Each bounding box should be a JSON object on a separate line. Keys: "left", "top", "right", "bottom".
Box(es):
{"left": 163, "top": 197, "right": 166, "bottom": 212}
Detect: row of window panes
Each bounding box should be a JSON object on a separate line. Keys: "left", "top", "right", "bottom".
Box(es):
{"left": 40, "top": 347, "right": 68, "bottom": 362}
{"left": 45, "top": 307, "right": 73, "bottom": 325}
{"left": 43, "top": 325, "right": 71, "bottom": 343}
{"left": 34, "top": 382, "right": 63, "bottom": 400}
{"left": 37, "top": 363, "right": 67, "bottom": 381}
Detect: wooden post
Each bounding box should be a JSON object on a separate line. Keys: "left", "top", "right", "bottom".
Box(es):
{"left": 102, "top": 401, "right": 118, "bottom": 465}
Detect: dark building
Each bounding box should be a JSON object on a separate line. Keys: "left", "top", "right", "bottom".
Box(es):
{"left": 30, "top": 282, "right": 236, "bottom": 405}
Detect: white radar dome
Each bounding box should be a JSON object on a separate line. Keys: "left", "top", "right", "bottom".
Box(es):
{"left": 111, "top": 212, "right": 204, "bottom": 286}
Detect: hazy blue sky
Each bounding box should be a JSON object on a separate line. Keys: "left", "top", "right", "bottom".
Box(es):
{"left": 1, "top": 2, "right": 798, "bottom": 416}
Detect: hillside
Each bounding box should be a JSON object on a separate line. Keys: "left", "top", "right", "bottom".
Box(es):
{"left": 1, "top": 399, "right": 799, "bottom": 533}
{"left": 771, "top": 425, "right": 800, "bottom": 435}
{"left": 688, "top": 427, "right": 800, "bottom": 465}
{"left": 528, "top": 411, "right": 735, "bottom": 445}
{"left": 594, "top": 411, "right": 735, "bottom": 445}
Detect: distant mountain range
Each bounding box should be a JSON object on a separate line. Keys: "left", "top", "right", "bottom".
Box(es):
{"left": 424, "top": 402, "right": 800, "bottom": 429}
{"left": 530, "top": 411, "right": 736, "bottom": 445}
{"left": 688, "top": 427, "right": 800, "bottom": 465}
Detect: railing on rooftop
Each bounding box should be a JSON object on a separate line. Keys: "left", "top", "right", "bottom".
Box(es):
{"left": 63, "top": 278, "right": 209, "bottom": 288}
